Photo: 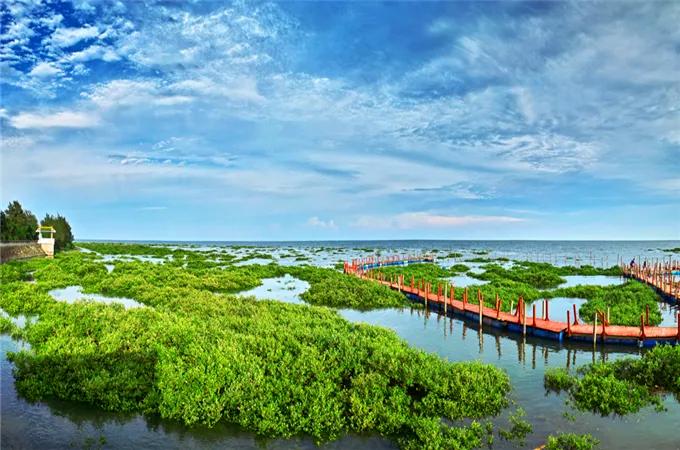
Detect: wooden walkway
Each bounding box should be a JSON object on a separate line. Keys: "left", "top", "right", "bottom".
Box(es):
{"left": 344, "top": 255, "right": 680, "bottom": 347}
{"left": 621, "top": 258, "right": 680, "bottom": 304}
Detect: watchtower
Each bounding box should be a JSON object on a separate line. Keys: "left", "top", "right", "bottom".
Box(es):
{"left": 36, "top": 226, "right": 56, "bottom": 258}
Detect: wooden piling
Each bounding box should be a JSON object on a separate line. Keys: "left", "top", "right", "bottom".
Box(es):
{"left": 567, "top": 310, "right": 571, "bottom": 336}
{"left": 645, "top": 304, "right": 650, "bottom": 326}
{"left": 572, "top": 304, "right": 579, "bottom": 325}
{"left": 345, "top": 254, "right": 680, "bottom": 348}
{"left": 444, "top": 284, "right": 448, "bottom": 315}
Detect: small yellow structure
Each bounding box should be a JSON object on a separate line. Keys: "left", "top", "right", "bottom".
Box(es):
{"left": 36, "top": 225, "right": 56, "bottom": 258}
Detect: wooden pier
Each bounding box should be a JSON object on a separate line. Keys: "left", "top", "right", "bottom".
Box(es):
{"left": 344, "top": 255, "right": 680, "bottom": 347}
{"left": 621, "top": 258, "right": 680, "bottom": 304}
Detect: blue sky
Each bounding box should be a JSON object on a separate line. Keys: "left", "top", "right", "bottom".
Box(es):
{"left": 1, "top": 0, "right": 678, "bottom": 241}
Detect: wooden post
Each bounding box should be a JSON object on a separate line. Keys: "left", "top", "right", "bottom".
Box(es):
{"left": 532, "top": 304, "right": 536, "bottom": 327}
{"left": 572, "top": 304, "right": 579, "bottom": 325}
{"left": 444, "top": 284, "right": 448, "bottom": 315}
{"left": 645, "top": 304, "right": 650, "bottom": 326}
{"left": 541, "top": 299, "right": 545, "bottom": 320}
{"left": 424, "top": 283, "right": 428, "bottom": 309}
{"left": 522, "top": 302, "right": 527, "bottom": 336}
{"left": 545, "top": 299, "right": 549, "bottom": 321}
{"left": 479, "top": 299, "right": 483, "bottom": 327}
{"left": 567, "top": 310, "right": 571, "bottom": 336}
{"left": 593, "top": 314, "right": 598, "bottom": 346}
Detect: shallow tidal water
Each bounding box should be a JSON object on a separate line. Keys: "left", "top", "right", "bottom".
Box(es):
{"left": 2, "top": 240, "right": 680, "bottom": 449}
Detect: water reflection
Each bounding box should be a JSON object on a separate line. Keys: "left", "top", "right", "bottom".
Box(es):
{"left": 558, "top": 275, "right": 624, "bottom": 288}
{"left": 236, "top": 275, "right": 310, "bottom": 305}
{"left": 338, "top": 306, "right": 680, "bottom": 449}
{"left": 48, "top": 286, "right": 143, "bottom": 309}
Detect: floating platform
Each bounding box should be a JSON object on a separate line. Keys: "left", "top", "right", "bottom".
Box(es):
{"left": 344, "top": 255, "right": 680, "bottom": 347}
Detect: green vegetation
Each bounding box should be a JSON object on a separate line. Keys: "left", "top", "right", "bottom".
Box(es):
{"left": 373, "top": 263, "right": 468, "bottom": 288}
{"left": 664, "top": 247, "right": 680, "bottom": 253}
{"left": 544, "top": 345, "right": 680, "bottom": 415}
{"left": 545, "top": 433, "right": 599, "bottom": 450}
{"left": 466, "top": 257, "right": 492, "bottom": 263}
{"left": 293, "top": 266, "right": 410, "bottom": 309}
{"left": 1, "top": 200, "right": 38, "bottom": 241}
{"left": 444, "top": 252, "right": 463, "bottom": 258}
{"left": 552, "top": 281, "right": 662, "bottom": 326}
{"left": 1, "top": 249, "right": 512, "bottom": 449}
{"left": 498, "top": 407, "right": 532, "bottom": 445}
{"left": 0, "top": 315, "right": 19, "bottom": 334}
{"left": 471, "top": 263, "right": 566, "bottom": 289}
{"left": 544, "top": 368, "right": 576, "bottom": 392}
{"left": 77, "top": 242, "right": 177, "bottom": 256}
{"left": 471, "top": 262, "right": 621, "bottom": 290}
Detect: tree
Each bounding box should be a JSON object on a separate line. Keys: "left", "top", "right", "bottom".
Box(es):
{"left": 41, "top": 214, "right": 74, "bottom": 251}
{"left": 0, "top": 201, "right": 38, "bottom": 241}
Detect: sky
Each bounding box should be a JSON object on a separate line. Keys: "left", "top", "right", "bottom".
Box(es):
{"left": 1, "top": 0, "right": 678, "bottom": 241}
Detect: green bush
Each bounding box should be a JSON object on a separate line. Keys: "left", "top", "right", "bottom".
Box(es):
{"left": 545, "top": 432, "right": 599, "bottom": 450}
{"left": 545, "top": 345, "right": 680, "bottom": 415}
{"left": 555, "top": 281, "right": 662, "bottom": 326}
{"left": 544, "top": 368, "right": 576, "bottom": 392}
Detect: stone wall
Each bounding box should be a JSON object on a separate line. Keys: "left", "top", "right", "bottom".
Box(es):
{"left": 0, "top": 242, "right": 47, "bottom": 263}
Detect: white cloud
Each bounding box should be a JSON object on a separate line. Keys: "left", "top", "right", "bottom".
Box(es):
{"left": 352, "top": 212, "right": 524, "bottom": 229}
{"left": 84, "top": 79, "right": 194, "bottom": 108}
{"left": 170, "top": 77, "right": 264, "bottom": 103}
{"left": 307, "top": 216, "right": 337, "bottom": 229}
{"left": 51, "top": 25, "right": 99, "bottom": 48}
{"left": 69, "top": 45, "right": 120, "bottom": 63}
{"left": 29, "top": 62, "right": 63, "bottom": 78}
{"left": 10, "top": 111, "right": 100, "bottom": 129}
